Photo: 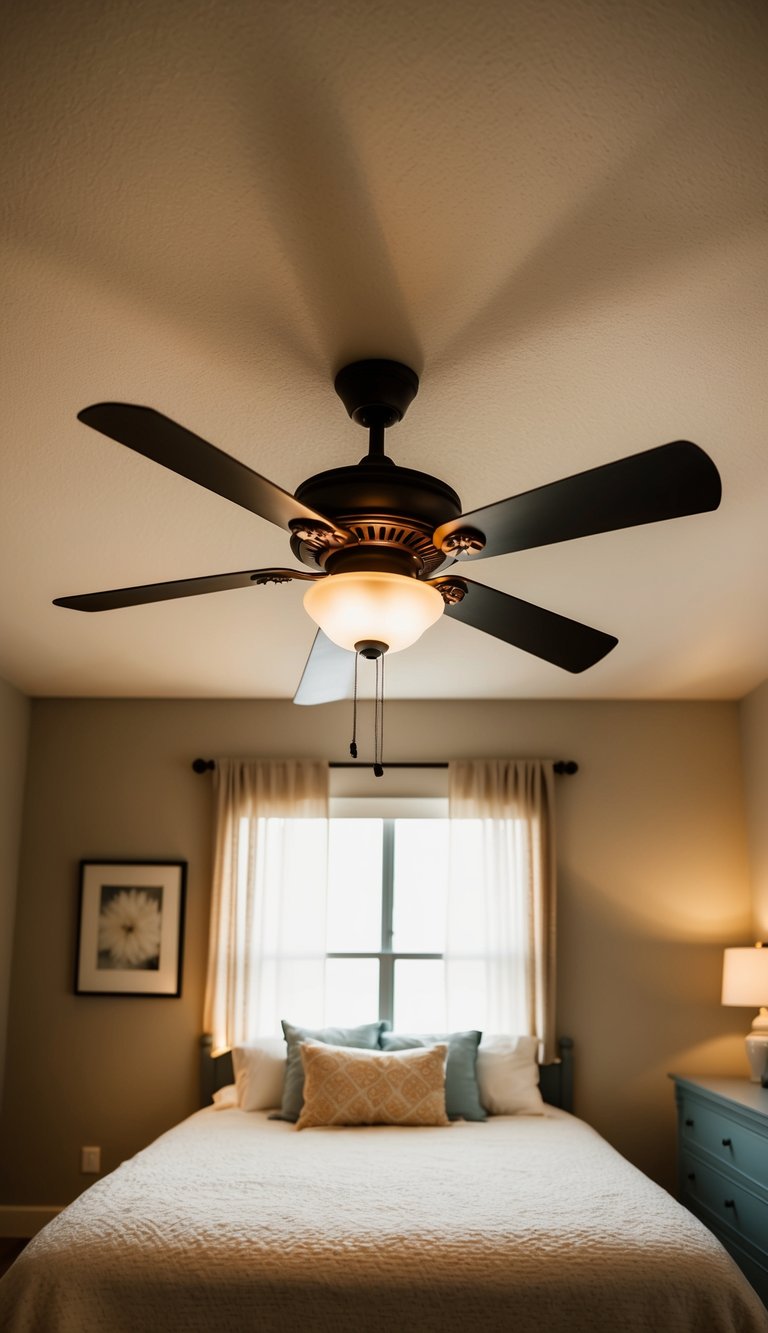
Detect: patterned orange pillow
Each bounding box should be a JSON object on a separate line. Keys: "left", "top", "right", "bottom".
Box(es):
{"left": 296, "top": 1040, "right": 450, "bottom": 1129}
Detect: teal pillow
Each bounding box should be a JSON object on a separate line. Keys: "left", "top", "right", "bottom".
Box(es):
{"left": 277, "top": 1020, "right": 386, "bottom": 1122}
{"left": 380, "top": 1030, "right": 486, "bottom": 1121}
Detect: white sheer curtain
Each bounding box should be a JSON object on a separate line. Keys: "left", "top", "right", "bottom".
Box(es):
{"left": 203, "top": 759, "right": 329, "bottom": 1053}
{"left": 446, "top": 760, "right": 557, "bottom": 1060}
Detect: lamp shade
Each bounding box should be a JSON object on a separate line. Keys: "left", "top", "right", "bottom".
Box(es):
{"left": 303, "top": 571, "right": 444, "bottom": 654}
{"left": 721, "top": 945, "right": 768, "bottom": 1006}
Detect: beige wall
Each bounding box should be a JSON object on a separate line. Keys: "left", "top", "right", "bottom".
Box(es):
{"left": 739, "top": 677, "right": 768, "bottom": 936}
{"left": 0, "top": 677, "right": 30, "bottom": 1117}
{"left": 0, "top": 696, "right": 754, "bottom": 1205}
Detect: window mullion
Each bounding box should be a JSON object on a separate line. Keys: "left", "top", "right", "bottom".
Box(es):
{"left": 379, "top": 820, "right": 395, "bottom": 1026}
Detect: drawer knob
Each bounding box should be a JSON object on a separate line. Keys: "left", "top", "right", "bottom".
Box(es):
{"left": 687, "top": 1172, "right": 696, "bottom": 1181}
{"left": 721, "top": 1138, "right": 732, "bottom": 1147}
{"left": 724, "top": 1199, "right": 736, "bottom": 1209}
{"left": 684, "top": 1119, "right": 694, "bottom": 1127}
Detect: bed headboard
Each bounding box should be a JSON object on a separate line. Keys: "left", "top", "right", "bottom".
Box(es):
{"left": 200, "top": 1034, "right": 574, "bottom": 1114}
{"left": 538, "top": 1037, "right": 573, "bottom": 1111}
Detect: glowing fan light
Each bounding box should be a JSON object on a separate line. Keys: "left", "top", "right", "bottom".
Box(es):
{"left": 303, "top": 571, "right": 443, "bottom": 654}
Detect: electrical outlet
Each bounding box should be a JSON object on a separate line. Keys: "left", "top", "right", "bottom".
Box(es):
{"left": 80, "top": 1146, "right": 101, "bottom": 1174}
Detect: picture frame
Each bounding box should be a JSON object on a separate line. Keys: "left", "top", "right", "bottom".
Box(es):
{"left": 75, "top": 860, "right": 187, "bottom": 997}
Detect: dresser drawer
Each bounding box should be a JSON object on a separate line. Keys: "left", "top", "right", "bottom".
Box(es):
{"left": 679, "top": 1095, "right": 768, "bottom": 1192}
{"left": 681, "top": 1148, "right": 768, "bottom": 1255}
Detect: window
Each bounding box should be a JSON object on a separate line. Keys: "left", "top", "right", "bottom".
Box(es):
{"left": 205, "top": 758, "right": 555, "bottom": 1056}
{"left": 325, "top": 814, "right": 450, "bottom": 1030}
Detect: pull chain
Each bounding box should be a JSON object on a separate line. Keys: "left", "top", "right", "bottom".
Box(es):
{"left": 373, "top": 653, "right": 384, "bottom": 777}
{"left": 349, "top": 650, "right": 359, "bottom": 758}
{"left": 350, "top": 642, "right": 386, "bottom": 775}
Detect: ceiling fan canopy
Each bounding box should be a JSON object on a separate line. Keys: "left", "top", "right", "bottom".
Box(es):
{"left": 54, "top": 357, "right": 722, "bottom": 704}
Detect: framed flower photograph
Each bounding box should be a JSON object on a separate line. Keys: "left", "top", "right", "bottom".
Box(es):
{"left": 75, "top": 861, "right": 186, "bottom": 997}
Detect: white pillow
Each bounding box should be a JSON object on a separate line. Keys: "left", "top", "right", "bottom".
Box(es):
{"left": 212, "top": 1083, "right": 238, "bottom": 1109}
{"left": 476, "top": 1034, "right": 545, "bottom": 1115}
{"left": 231, "top": 1037, "right": 287, "bottom": 1111}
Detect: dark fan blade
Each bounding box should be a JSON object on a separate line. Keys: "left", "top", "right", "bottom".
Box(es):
{"left": 431, "top": 577, "right": 617, "bottom": 673}
{"left": 53, "top": 568, "right": 320, "bottom": 612}
{"left": 77, "top": 404, "right": 350, "bottom": 541}
{"left": 433, "top": 441, "right": 721, "bottom": 561}
{"left": 293, "top": 631, "right": 355, "bottom": 705}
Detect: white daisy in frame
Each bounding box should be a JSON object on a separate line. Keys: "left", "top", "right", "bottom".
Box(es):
{"left": 97, "top": 887, "right": 162, "bottom": 968}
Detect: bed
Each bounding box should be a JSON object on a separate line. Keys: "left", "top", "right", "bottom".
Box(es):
{"left": 1, "top": 1036, "right": 765, "bottom": 1333}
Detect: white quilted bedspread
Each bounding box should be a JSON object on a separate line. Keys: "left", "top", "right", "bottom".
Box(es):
{"left": 1, "top": 1106, "right": 766, "bottom": 1332}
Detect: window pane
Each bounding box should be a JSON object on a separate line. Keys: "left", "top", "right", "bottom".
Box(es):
{"left": 324, "top": 957, "right": 380, "bottom": 1026}
{"left": 392, "top": 820, "right": 448, "bottom": 953}
{"left": 394, "top": 959, "right": 446, "bottom": 1031}
{"left": 442, "top": 959, "right": 488, "bottom": 1031}
{"left": 326, "top": 820, "right": 382, "bottom": 952}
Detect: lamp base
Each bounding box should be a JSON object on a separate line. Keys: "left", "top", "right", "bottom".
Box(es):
{"left": 745, "top": 1027, "right": 768, "bottom": 1084}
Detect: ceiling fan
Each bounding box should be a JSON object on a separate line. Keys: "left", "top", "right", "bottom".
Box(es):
{"left": 55, "top": 358, "right": 722, "bottom": 704}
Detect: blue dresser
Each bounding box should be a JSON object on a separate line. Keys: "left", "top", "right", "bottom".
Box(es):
{"left": 672, "top": 1075, "right": 768, "bottom": 1306}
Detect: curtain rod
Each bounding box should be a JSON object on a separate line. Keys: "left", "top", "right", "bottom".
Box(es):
{"left": 191, "top": 758, "right": 578, "bottom": 775}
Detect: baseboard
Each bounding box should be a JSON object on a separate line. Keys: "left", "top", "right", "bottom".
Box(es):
{"left": 0, "top": 1205, "right": 62, "bottom": 1238}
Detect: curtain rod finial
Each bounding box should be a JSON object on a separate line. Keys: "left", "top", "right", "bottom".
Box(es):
{"left": 192, "top": 758, "right": 215, "bottom": 774}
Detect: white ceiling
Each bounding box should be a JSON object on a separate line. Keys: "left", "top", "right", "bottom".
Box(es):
{"left": 2, "top": 0, "right": 767, "bottom": 702}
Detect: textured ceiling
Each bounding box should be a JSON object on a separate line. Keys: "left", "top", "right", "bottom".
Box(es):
{"left": 1, "top": 0, "right": 767, "bottom": 701}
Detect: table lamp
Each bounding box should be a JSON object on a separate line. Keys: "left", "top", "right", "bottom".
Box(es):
{"left": 721, "top": 942, "right": 768, "bottom": 1083}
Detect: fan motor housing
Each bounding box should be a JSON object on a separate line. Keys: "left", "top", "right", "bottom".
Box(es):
{"left": 292, "top": 461, "right": 462, "bottom": 576}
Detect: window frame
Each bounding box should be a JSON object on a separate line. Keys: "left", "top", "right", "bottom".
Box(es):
{"left": 326, "top": 816, "right": 444, "bottom": 1028}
